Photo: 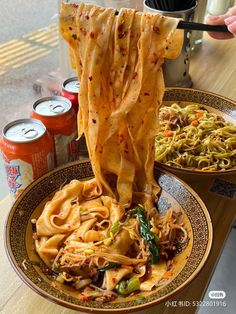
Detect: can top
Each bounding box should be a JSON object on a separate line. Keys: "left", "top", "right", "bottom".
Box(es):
{"left": 33, "top": 96, "right": 72, "bottom": 117}
{"left": 63, "top": 77, "right": 80, "bottom": 94}
{"left": 3, "top": 118, "right": 46, "bottom": 143}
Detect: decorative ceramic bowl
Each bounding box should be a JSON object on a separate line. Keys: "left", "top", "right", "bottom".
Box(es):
{"left": 5, "top": 160, "right": 212, "bottom": 313}
{"left": 157, "top": 88, "right": 236, "bottom": 176}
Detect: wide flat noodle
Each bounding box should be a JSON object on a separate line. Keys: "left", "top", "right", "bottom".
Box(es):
{"left": 36, "top": 178, "right": 101, "bottom": 236}
{"left": 60, "top": 3, "right": 182, "bottom": 208}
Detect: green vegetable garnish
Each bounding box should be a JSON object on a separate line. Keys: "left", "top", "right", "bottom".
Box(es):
{"left": 72, "top": 34, "right": 77, "bottom": 40}
{"left": 116, "top": 279, "right": 127, "bottom": 295}
{"left": 136, "top": 296, "right": 145, "bottom": 303}
{"left": 127, "top": 275, "right": 140, "bottom": 293}
{"left": 116, "top": 276, "right": 140, "bottom": 295}
{"left": 154, "top": 234, "right": 160, "bottom": 245}
{"left": 98, "top": 262, "right": 119, "bottom": 272}
{"left": 109, "top": 221, "right": 121, "bottom": 237}
{"left": 131, "top": 206, "right": 160, "bottom": 264}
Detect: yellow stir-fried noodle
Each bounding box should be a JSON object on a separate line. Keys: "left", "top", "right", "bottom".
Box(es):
{"left": 34, "top": 3, "right": 188, "bottom": 303}
{"left": 155, "top": 103, "right": 236, "bottom": 171}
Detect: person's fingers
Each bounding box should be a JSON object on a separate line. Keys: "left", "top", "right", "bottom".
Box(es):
{"left": 225, "top": 16, "right": 236, "bottom": 26}
{"left": 226, "top": 5, "right": 236, "bottom": 17}
{"left": 206, "top": 15, "right": 234, "bottom": 39}
{"left": 228, "top": 21, "right": 236, "bottom": 36}
{"left": 206, "top": 15, "right": 226, "bottom": 25}
{"left": 206, "top": 31, "right": 234, "bottom": 40}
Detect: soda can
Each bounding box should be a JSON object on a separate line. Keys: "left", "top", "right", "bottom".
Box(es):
{"left": 61, "top": 78, "right": 88, "bottom": 159}
{"left": 60, "top": 77, "right": 80, "bottom": 113}
{"left": 0, "top": 118, "right": 55, "bottom": 198}
{"left": 31, "top": 96, "right": 79, "bottom": 166}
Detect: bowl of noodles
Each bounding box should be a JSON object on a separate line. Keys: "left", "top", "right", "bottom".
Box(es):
{"left": 155, "top": 88, "right": 236, "bottom": 175}
{"left": 5, "top": 160, "right": 212, "bottom": 313}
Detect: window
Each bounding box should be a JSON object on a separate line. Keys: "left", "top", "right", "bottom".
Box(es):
{"left": 0, "top": 0, "right": 59, "bottom": 198}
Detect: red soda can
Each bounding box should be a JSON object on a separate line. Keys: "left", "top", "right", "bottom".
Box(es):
{"left": 31, "top": 96, "right": 79, "bottom": 166}
{"left": 60, "top": 77, "right": 80, "bottom": 113}
{"left": 61, "top": 77, "right": 88, "bottom": 159}
{"left": 0, "top": 118, "right": 55, "bottom": 198}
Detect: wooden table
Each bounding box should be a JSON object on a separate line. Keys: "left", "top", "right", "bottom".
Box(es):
{"left": 1, "top": 34, "right": 236, "bottom": 314}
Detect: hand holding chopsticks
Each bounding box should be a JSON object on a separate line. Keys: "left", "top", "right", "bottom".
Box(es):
{"left": 205, "top": 6, "right": 236, "bottom": 40}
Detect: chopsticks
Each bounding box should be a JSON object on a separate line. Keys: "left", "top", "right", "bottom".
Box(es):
{"left": 114, "top": 11, "right": 230, "bottom": 33}
{"left": 178, "top": 21, "right": 229, "bottom": 33}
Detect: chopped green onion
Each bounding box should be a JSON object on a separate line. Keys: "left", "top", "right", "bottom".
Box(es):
{"left": 127, "top": 276, "right": 140, "bottom": 293}
{"left": 116, "top": 276, "right": 140, "bottom": 295}
{"left": 109, "top": 221, "right": 121, "bottom": 237}
{"left": 116, "top": 280, "right": 127, "bottom": 295}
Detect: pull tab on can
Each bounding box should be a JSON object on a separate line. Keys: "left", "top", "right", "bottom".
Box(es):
{"left": 3, "top": 118, "right": 46, "bottom": 143}
{"left": 33, "top": 96, "right": 72, "bottom": 117}
{"left": 22, "top": 127, "right": 39, "bottom": 140}
{"left": 50, "top": 103, "right": 65, "bottom": 114}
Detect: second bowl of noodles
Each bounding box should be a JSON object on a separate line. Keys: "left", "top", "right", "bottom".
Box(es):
{"left": 155, "top": 88, "right": 236, "bottom": 175}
